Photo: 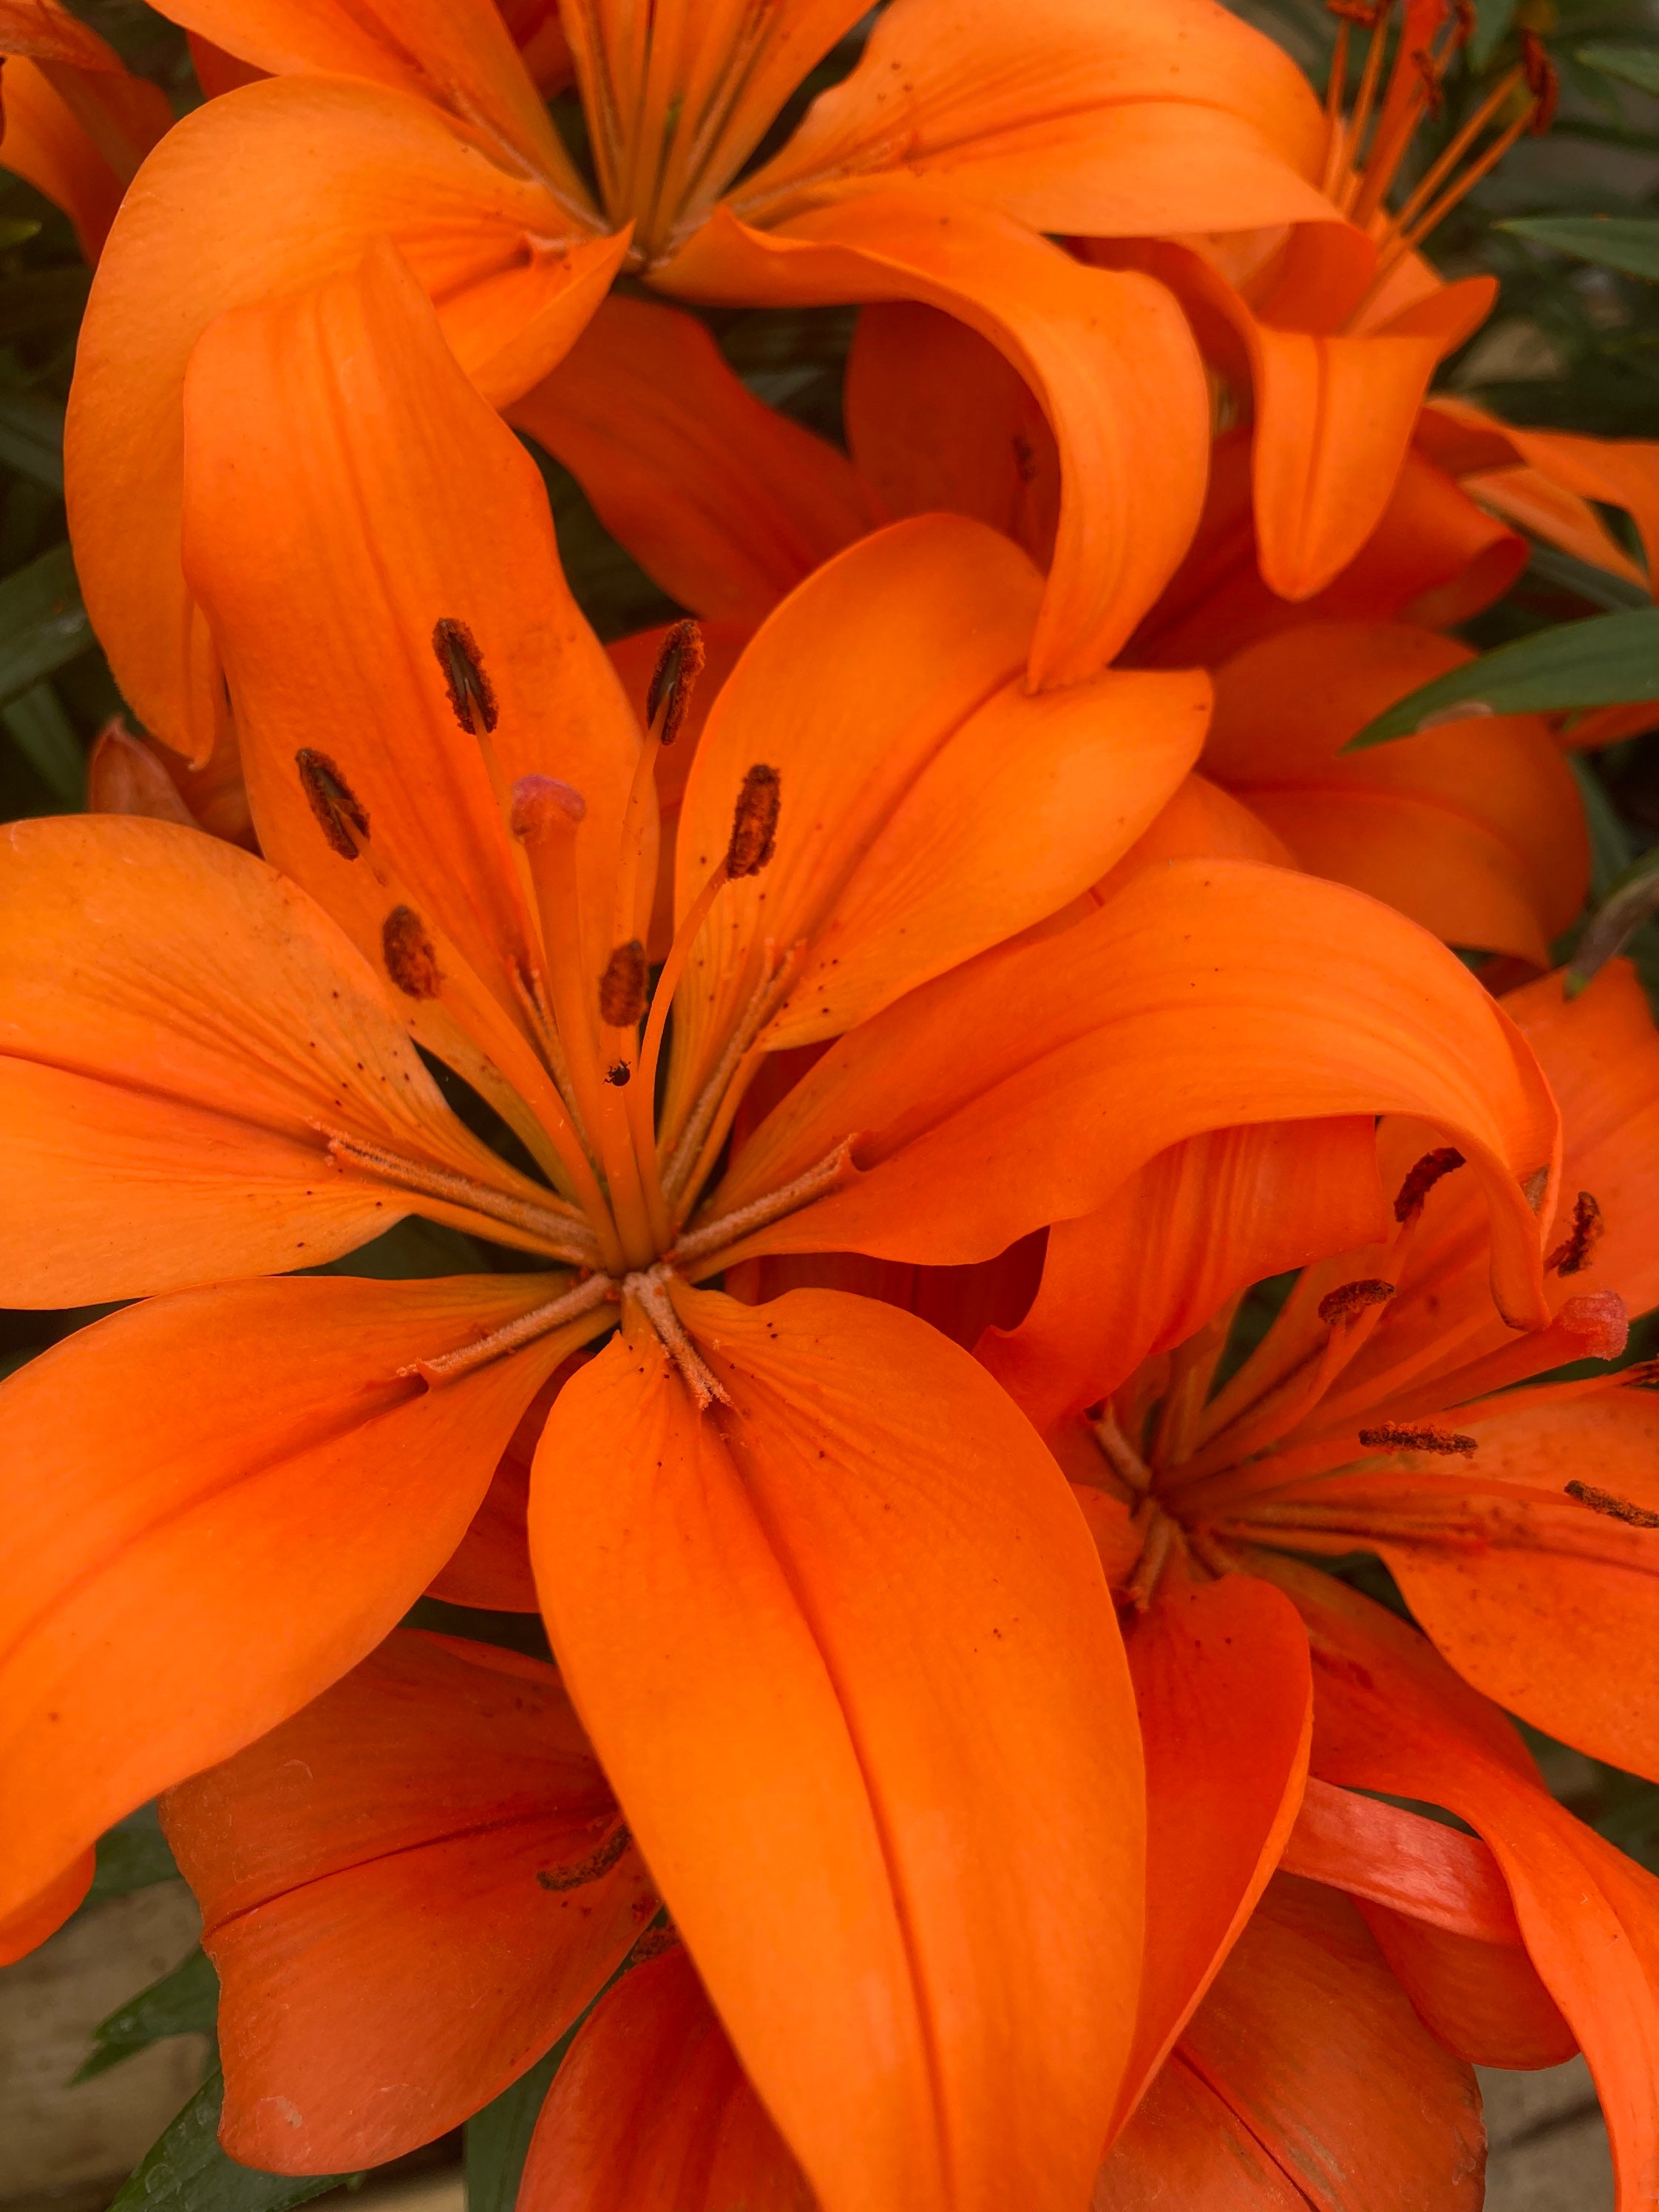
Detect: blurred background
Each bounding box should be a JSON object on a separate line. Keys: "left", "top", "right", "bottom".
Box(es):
{"left": 4, "top": 1, "right": 1659, "bottom": 2207}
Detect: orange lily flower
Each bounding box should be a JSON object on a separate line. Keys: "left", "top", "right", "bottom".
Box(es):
{"left": 157, "top": 1604, "right": 1576, "bottom": 2205}
{"left": 0, "top": 247, "right": 1568, "bottom": 2197}
{"left": 0, "top": 0, "right": 170, "bottom": 260}
{"left": 526, "top": 296, "right": 1587, "bottom": 969}
{"left": 63, "top": 0, "right": 1357, "bottom": 767}
{"left": 973, "top": 954, "right": 1659, "bottom": 2202}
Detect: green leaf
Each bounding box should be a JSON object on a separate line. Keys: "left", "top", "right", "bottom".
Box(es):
{"left": 1347, "top": 610, "right": 1659, "bottom": 748}
{"left": 76, "top": 1947, "right": 219, "bottom": 2082}
{"left": 1571, "top": 755, "right": 1638, "bottom": 901}
{"left": 464, "top": 2039, "right": 569, "bottom": 2212}
{"left": 0, "top": 543, "right": 91, "bottom": 709}
{"left": 1578, "top": 43, "right": 1659, "bottom": 98}
{"left": 1527, "top": 543, "right": 1652, "bottom": 613}
{"left": 0, "top": 384, "right": 64, "bottom": 492}
{"left": 303, "top": 1215, "right": 487, "bottom": 1280}
{"left": 4, "top": 679, "right": 83, "bottom": 805}
{"left": 1470, "top": 0, "right": 1519, "bottom": 72}
{"left": 1497, "top": 215, "right": 1659, "bottom": 282}
{"left": 109, "top": 2071, "right": 361, "bottom": 2212}
{"left": 88, "top": 1808, "right": 182, "bottom": 1901}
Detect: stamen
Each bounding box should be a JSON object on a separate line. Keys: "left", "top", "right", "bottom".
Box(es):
{"left": 624, "top": 1263, "right": 730, "bottom": 1408}
{"left": 1357, "top": 1421, "right": 1476, "bottom": 1455}
{"left": 535, "top": 1822, "right": 633, "bottom": 1890}
{"left": 404, "top": 1272, "right": 614, "bottom": 1385}
{"left": 381, "top": 905, "right": 442, "bottom": 1000}
{"left": 432, "top": 617, "right": 498, "bottom": 736}
{"left": 328, "top": 1135, "right": 601, "bottom": 1264}
{"left": 672, "top": 1140, "right": 857, "bottom": 1267}
{"left": 1090, "top": 1402, "right": 1153, "bottom": 1496}
{"left": 599, "top": 939, "right": 649, "bottom": 1029}
{"left": 1547, "top": 1191, "right": 1604, "bottom": 1277}
{"left": 1521, "top": 28, "right": 1558, "bottom": 132}
{"left": 727, "top": 764, "right": 781, "bottom": 878}
{"left": 512, "top": 773, "right": 612, "bottom": 1147}
{"left": 660, "top": 943, "right": 805, "bottom": 1207}
{"left": 1317, "top": 1278, "right": 1396, "bottom": 1326}
{"left": 296, "top": 747, "right": 368, "bottom": 860}
{"left": 1123, "top": 1508, "right": 1178, "bottom": 1615}
{"left": 1394, "top": 1146, "right": 1465, "bottom": 1221}
{"left": 645, "top": 618, "right": 705, "bottom": 747}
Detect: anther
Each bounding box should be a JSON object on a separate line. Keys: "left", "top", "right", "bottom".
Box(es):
{"left": 1318, "top": 1278, "right": 1395, "bottom": 1326}
{"left": 1521, "top": 28, "right": 1558, "bottom": 132}
{"left": 511, "top": 773, "right": 587, "bottom": 836}
{"left": 599, "top": 939, "right": 648, "bottom": 1028}
{"left": 1358, "top": 1422, "right": 1476, "bottom": 1456}
{"left": 535, "top": 1822, "right": 633, "bottom": 1890}
{"left": 645, "top": 618, "right": 705, "bottom": 747}
{"left": 726, "top": 764, "right": 781, "bottom": 878}
{"left": 1547, "top": 1191, "right": 1604, "bottom": 1278}
{"left": 381, "top": 905, "right": 442, "bottom": 1000}
{"left": 1326, "top": 0, "right": 1388, "bottom": 21}
{"left": 1411, "top": 48, "right": 1444, "bottom": 118}
{"left": 1564, "top": 1480, "right": 1659, "bottom": 1529}
{"left": 296, "top": 748, "right": 368, "bottom": 860}
{"left": 432, "top": 617, "right": 498, "bottom": 735}
{"left": 1394, "top": 1147, "right": 1465, "bottom": 1222}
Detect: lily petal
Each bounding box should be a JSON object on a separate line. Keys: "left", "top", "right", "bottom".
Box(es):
{"left": 0, "top": 1273, "right": 574, "bottom": 1920}
{"left": 67, "top": 75, "right": 617, "bottom": 762}
{"left": 163, "top": 1629, "right": 653, "bottom": 2171}
{"left": 152, "top": 0, "right": 574, "bottom": 183}
{"left": 0, "top": 49, "right": 169, "bottom": 259}
{"left": 0, "top": 815, "right": 557, "bottom": 1303}
{"left": 735, "top": 0, "right": 1332, "bottom": 236}
{"left": 529, "top": 1286, "right": 1139, "bottom": 2212}
{"left": 520, "top": 1941, "right": 812, "bottom": 2212}
{"left": 1207, "top": 622, "right": 1588, "bottom": 963}
{"left": 511, "top": 295, "right": 882, "bottom": 625}
{"left": 983, "top": 1117, "right": 1386, "bottom": 1428}
{"left": 182, "top": 242, "right": 640, "bottom": 1152}
{"left": 654, "top": 194, "right": 1210, "bottom": 685}
{"left": 1098, "top": 2053, "right": 1311, "bottom": 2211}
{"left": 1113, "top": 1571, "right": 1312, "bottom": 2132}
{"left": 667, "top": 515, "right": 1207, "bottom": 1129}
{"left": 716, "top": 859, "right": 1558, "bottom": 1333}
{"left": 1274, "top": 1553, "right": 1659, "bottom": 2209}
{"left": 0, "top": 1850, "right": 92, "bottom": 1966}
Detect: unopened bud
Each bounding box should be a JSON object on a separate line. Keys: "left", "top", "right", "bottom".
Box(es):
{"left": 645, "top": 619, "right": 706, "bottom": 747}
{"left": 599, "top": 938, "right": 648, "bottom": 1028}
{"left": 296, "top": 747, "right": 368, "bottom": 860}
{"left": 432, "top": 617, "right": 498, "bottom": 735}
{"left": 726, "top": 764, "right": 781, "bottom": 879}
{"left": 511, "top": 774, "right": 586, "bottom": 839}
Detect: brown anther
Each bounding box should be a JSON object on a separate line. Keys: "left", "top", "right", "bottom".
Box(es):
{"left": 1411, "top": 48, "right": 1445, "bottom": 115}
{"left": 1011, "top": 431, "right": 1039, "bottom": 485}
{"left": 432, "top": 617, "right": 498, "bottom": 735}
{"left": 296, "top": 748, "right": 368, "bottom": 861}
{"left": 535, "top": 1824, "right": 633, "bottom": 1890}
{"left": 381, "top": 905, "right": 441, "bottom": 1000}
{"left": 1319, "top": 1278, "right": 1396, "bottom": 1326}
{"left": 1358, "top": 1422, "right": 1477, "bottom": 1456}
{"left": 726, "top": 764, "right": 781, "bottom": 878}
{"left": 1521, "top": 1164, "right": 1550, "bottom": 1214}
{"left": 645, "top": 618, "right": 705, "bottom": 747}
{"left": 1547, "top": 1190, "right": 1604, "bottom": 1277}
{"left": 1564, "top": 1481, "right": 1659, "bottom": 1530}
{"left": 599, "top": 937, "right": 648, "bottom": 1028}
{"left": 1327, "top": 0, "right": 1388, "bottom": 21}
{"left": 605, "top": 1060, "right": 631, "bottom": 1086}
{"left": 1520, "top": 29, "right": 1557, "bottom": 131}
{"left": 1452, "top": 0, "right": 1475, "bottom": 44}
{"left": 1624, "top": 1361, "right": 1659, "bottom": 1390}
{"left": 1394, "top": 1147, "right": 1465, "bottom": 1222}
{"left": 510, "top": 773, "right": 586, "bottom": 838}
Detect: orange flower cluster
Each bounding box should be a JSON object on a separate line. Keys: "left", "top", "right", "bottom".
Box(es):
{"left": 1, "top": 1, "right": 1658, "bottom": 2205}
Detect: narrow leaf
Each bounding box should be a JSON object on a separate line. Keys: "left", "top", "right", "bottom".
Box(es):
{"left": 75, "top": 1947, "right": 219, "bottom": 2082}
{"left": 1578, "top": 44, "right": 1659, "bottom": 98}
{"left": 0, "top": 386, "right": 64, "bottom": 492}
{"left": 4, "top": 680, "right": 83, "bottom": 807}
{"left": 1348, "top": 610, "right": 1659, "bottom": 748}
{"left": 0, "top": 543, "right": 91, "bottom": 708}
{"left": 464, "top": 2040, "right": 568, "bottom": 2212}
{"left": 1527, "top": 544, "right": 1652, "bottom": 613}
{"left": 109, "top": 2071, "right": 361, "bottom": 2212}
{"left": 1497, "top": 214, "right": 1659, "bottom": 281}
{"left": 89, "top": 1808, "right": 182, "bottom": 1901}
